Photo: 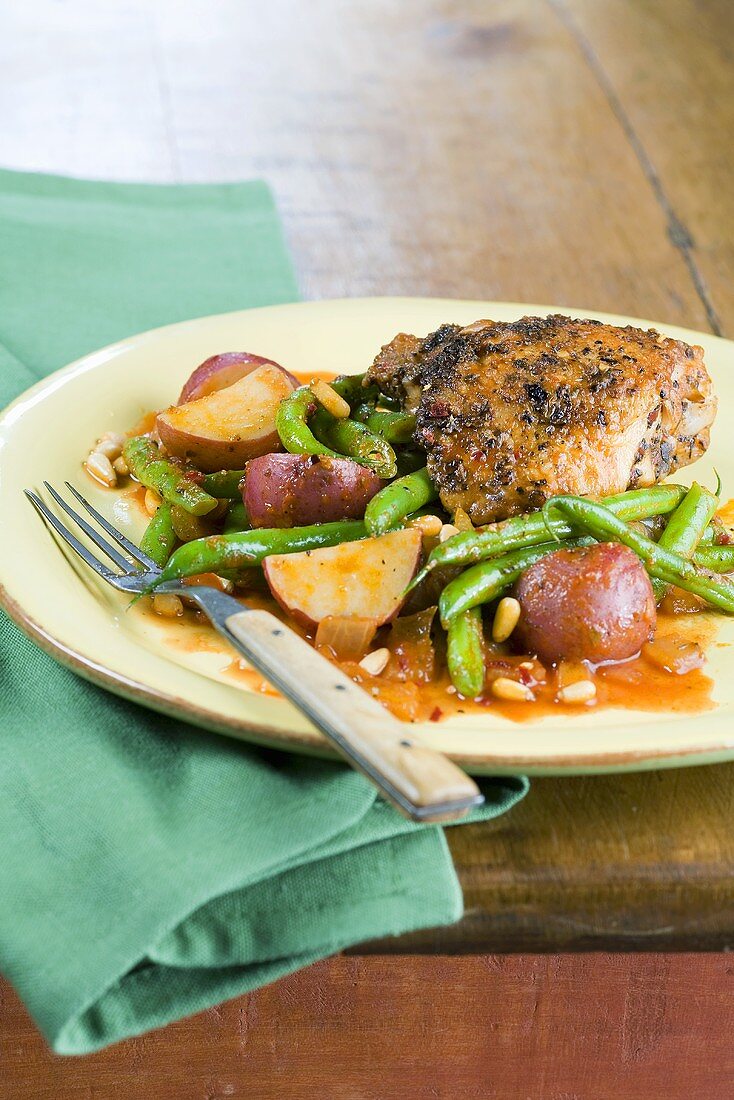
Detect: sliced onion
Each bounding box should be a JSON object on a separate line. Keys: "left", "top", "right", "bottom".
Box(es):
{"left": 556, "top": 660, "right": 592, "bottom": 689}
{"left": 642, "top": 636, "right": 705, "bottom": 675}
{"left": 337, "top": 660, "right": 422, "bottom": 721}
{"left": 453, "top": 507, "right": 475, "bottom": 532}
{"left": 659, "top": 587, "right": 706, "bottom": 615}
{"left": 385, "top": 606, "right": 436, "bottom": 684}
{"left": 315, "top": 615, "right": 378, "bottom": 660}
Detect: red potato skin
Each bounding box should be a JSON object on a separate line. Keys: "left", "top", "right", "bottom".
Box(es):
{"left": 513, "top": 542, "right": 657, "bottom": 665}
{"left": 157, "top": 362, "right": 297, "bottom": 472}
{"left": 178, "top": 352, "right": 298, "bottom": 404}
{"left": 243, "top": 453, "right": 382, "bottom": 528}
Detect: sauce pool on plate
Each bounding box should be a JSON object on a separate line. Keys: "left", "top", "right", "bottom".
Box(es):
{"left": 139, "top": 592, "right": 716, "bottom": 724}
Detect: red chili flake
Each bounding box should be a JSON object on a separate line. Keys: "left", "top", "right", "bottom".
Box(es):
{"left": 429, "top": 706, "right": 443, "bottom": 722}
{"left": 518, "top": 666, "right": 533, "bottom": 685}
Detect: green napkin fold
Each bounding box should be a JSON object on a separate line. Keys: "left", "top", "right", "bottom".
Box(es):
{"left": 0, "top": 169, "right": 528, "bottom": 1054}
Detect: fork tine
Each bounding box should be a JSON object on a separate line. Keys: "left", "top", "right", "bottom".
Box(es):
{"left": 43, "top": 482, "right": 134, "bottom": 572}
{"left": 64, "top": 481, "right": 159, "bottom": 571}
{"left": 25, "top": 490, "right": 117, "bottom": 581}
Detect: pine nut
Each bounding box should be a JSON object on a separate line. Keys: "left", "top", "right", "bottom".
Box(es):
{"left": 492, "top": 596, "right": 521, "bottom": 643}
{"left": 95, "top": 437, "right": 123, "bottom": 461}
{"left": 557, "top": 679, "right": 597, "bottom": 705}
{"left": 152, "top": 593, "right": 184, "bottom": 618}
{"left": 145, "top": 489, "right": 162, "bottom": 516}
{"left": 100, "top": 431, "right": 125, "bottom": 447}
{"left": 409, "top": 514, "right": 443, "bottom": 538}
{"left": 310, "top": 379, "right": 351, "bottom": 419}
{"left": 359, "top": 647, "right": 390, "bottom": 676}
{"left": 85, "top": 451, "right": 117, "bottom": 488}
{"left": 439, "top": 523, "right": 460, "bottom": 542}
{"left": 491, "top": 677, "right": 534, "bottom": 702}
{"left": 112, "top": 455, "right": 129, "bottom": 476}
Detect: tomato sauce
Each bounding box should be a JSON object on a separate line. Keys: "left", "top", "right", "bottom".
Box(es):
{"left": 129, "top": 409, "right": 158, "bottom": 436}
{"left": 139, "top": 586, "right": 717, "bottom": 724}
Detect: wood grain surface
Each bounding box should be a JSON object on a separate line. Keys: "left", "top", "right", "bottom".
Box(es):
{"left": 2, "top": 955, "right": 733, "bottom": 1099}
{"left": 2, "top": 0, "right": 734, "bottom": 1091}
{"left": 377, "top": 765, "right": 734, "bottom": 953}
{"left": 2, "top": 0, "right": 730, "bottom": 955}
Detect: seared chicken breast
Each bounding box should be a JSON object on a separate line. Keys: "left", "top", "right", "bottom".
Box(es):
{"left": 366, "top": 315, "right": 716, "bottom": 524}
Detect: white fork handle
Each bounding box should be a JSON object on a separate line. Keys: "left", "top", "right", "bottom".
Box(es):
{"left": 225, "top": 608, "right": 483, "bottom": 822}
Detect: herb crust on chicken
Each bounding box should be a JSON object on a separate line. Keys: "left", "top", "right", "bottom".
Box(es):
{"left": 366, "top": 315, "right": 716, "bottom": 524}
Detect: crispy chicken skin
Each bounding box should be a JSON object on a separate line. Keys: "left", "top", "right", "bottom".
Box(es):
{"left": 366, "top": 315, "right": 716, "bottom": 524}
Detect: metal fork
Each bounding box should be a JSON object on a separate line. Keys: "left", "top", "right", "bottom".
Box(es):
{"left": 25, "top": 482, "right": 484, "bottom": 822}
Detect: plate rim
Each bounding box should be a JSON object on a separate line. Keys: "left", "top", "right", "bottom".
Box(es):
{"left": 3, "top": 295, "right": 733, "bottom": 776}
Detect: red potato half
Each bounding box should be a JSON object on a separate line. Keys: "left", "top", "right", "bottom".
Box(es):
{"left": 157, "top": 363, "right": 297, "bottom": 472}
{"left": 514, "top": 541, "right": 657, "bottom": 665}
{"left": 264, "top": 528, "right": 423, "bottom": 628}
{"left": 178, "top": 352, "right": 298, "bottom": 404}
{"left": 243, "top": 453, "right": 382, "bottom": 528}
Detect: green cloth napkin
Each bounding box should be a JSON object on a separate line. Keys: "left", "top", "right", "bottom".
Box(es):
{"left": 0, "top": 169, "right": 528, "bottom": 1055}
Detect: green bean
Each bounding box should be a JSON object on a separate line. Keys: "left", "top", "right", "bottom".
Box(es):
{"left": 352, "top": 400, "right": 377, "bottom": 424}
{"left": 170, "top": 505, "right": 218, "bottom": 543}
{"left": 693, "top": 544, "right": 734, "bottom": 573}
{"left": 330, "top": 373, "right": 379, "bottom": 408}
{"left": 439, "top": 539, "right": 592, "bottom": 626}
{"left": 395, "top": 448, "right": 429, "bottom": 477}
{"left": 275, "top": 387, "right": 344, "bottom": 461}
{"left": 542, "top": 496, "right": 734, "bottom": 614}
{"left": 123, "top": 436, "right": 218, "bottom": 516}
{"left": 365, "top": 468, "right": 439, "bottom": 536}
{"left": 651, "top": 484, "right": 718, "bottom": 600}
{"left": 153, "top": 520, "right": 368, "bottom": 586}
{"left": 276, "top": 387, "right": 396, "bottom": 476}
{"left": 364, "top": 409, "right": 416, "bottom": 444}
{"left": 447, "top": 608, "right": 486, "bottom": 697}
{"left": 644, "top": 517, "right": 722, "bottom": 545}
{"left": 403, "top": 504, "right": 445, "bottom": 523}
{"left": 702, "top": 516, "right": 731, "bottom": 545}
{"left": 311, "top": 408, "right": 397, "bottom": 478}
{"left": 201, "top": 469, "right": 245, "bottom": 498}
{"left": 223, "top": 500, "right": 250, "bottom": 534}
{"left": 375, "top": 394, "right": 401, "bottom": 411}
{"left": 139, "top": 502, "right": 177, "bottom": 568}
{"left": 412, "top": 484, "right": 688, "bottom": 589}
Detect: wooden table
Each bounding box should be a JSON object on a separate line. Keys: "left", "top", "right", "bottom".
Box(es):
{"left": 2, "top": 1, "right": 734, "bottom": 1095}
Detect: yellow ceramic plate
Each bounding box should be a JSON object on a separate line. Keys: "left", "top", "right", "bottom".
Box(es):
{"left": 1, "top": 298, "right": 733, "bottom": 775}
